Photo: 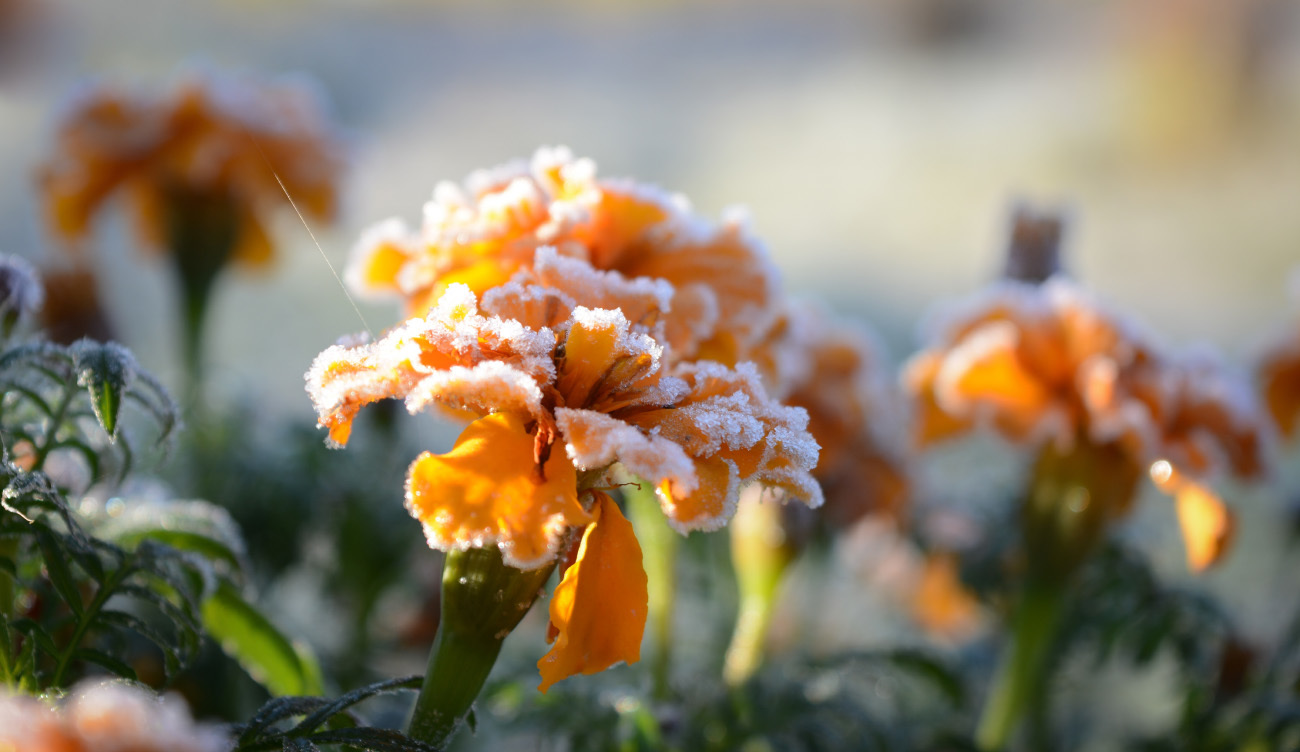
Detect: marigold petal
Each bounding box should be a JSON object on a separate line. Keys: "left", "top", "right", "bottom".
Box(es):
{"left": 538, "top": 491, "right": 647, "bottom": 692}
{"left": 555, "top": 407, "right": 696, "bottom": 495}
{"left": 658, "top": 456, "right": 739, "bottom": 534}
{"left": 405, "top": 412, "right": 590, "bottom": 569}
{"left": 934, "top": 321, "right": 1057, "bottom": 441}
{"left": 1173, "top": 482, "right": 1235, "bottom": 573}
{"left": 902, "top": 351, "right": 975, "bottom": 447}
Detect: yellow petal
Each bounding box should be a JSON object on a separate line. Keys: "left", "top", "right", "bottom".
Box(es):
{"left": 405, "top": 413, "right": 590, "bottom": 569}
{"left": 1174, "top": 482, "right": 1235, "bottom": 573}
{"left": 538, "top": 491, "right": 648, "bottom": 692}
{"left": 912, "top": 553, "right": 981, "bottom": 640}
{"left": 556, "top": 311, "right": 622, "bottom": 408}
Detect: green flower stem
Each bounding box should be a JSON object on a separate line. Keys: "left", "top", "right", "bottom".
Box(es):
{"left": 975, "top": 577, "right": 1065, "bottom": 751}
{"left": 624, "top": 481, "right": 676, "bottom": 700}
{"left": 164, "top": 187, "right": 239, "bottom": 405}
{"left": 407, "top": 546, "right": 557, "bottom": 747}
{"left": 976, "top": 439, "right": 1141, "bottom": 750}
{"left": 722, "top": 495, "right": 797, "bottom": 687}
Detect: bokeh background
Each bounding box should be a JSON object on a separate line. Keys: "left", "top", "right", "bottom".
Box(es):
{"left": 3, "top": 2, "right": 1300, "bottom": 744}
{"left": 3, "top": 0, "right": 1299, "bottom": 409}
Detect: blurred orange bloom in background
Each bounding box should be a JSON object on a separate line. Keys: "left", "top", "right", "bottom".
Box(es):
{"left": 39, "top": 72, "right": 345, "bottom": 267}
{"left": 904, "top": 277, "right": 1265, "bottom": 571}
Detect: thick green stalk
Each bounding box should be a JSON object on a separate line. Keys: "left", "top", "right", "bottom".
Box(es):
{"left": 976, "top": 439, "right": 1140, "bottom": 750}
{"left": 624, "top": 482, "right": 676, "bottom": 699}
{"left": 407, "top": 546, "right": 556, "bottom": 747}
{"left": 975, "top": 577, "right": 1064, "bottom": 751}
{"left": 164, "top": 186, "right": 238, "bottom": 405}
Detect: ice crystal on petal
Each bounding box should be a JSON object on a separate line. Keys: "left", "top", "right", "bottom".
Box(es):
{"left": 306, "top": 284, "right": 556, "bottom": 445}
{"left": 555, "top": 407, "right": 697, "bottom": 496}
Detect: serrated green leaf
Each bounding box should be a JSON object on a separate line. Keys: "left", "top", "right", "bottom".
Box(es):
{"left": 202, "top": 580, "right": 323, "bottom": 697}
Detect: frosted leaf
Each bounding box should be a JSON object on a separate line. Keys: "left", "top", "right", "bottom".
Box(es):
{"left": 0, "top": 254, "right": 44, "bottom": 320}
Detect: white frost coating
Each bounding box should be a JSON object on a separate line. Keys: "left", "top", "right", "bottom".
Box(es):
{"left": 570, "top": 306, "right": 665, "bottom": 375}
{"left": 405, "top": 361, "right": 546, "bottom": 420}
{"left": 555, "top": 408, "right": 698, "bottom": 495}
{"left": 305, "top": 285, "right": 559, "bottom": 440}
{"left": 531, "top": 245, "right": 675, "bottom": 315}
{"left": 343, "top": 217, "right": 417, "bottom": 301}
{"left": 659, "top": 457, "right": 741, "bottom": 535}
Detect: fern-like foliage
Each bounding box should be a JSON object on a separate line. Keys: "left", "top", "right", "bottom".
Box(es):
{"left": 233, "top": 675, "right": 433, "bottom": 752}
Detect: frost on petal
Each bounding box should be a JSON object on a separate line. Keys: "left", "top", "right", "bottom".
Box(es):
{"left": 405, "top": 360, "right": 546, "bottom": 422}
{"left": 481, "top": 279, "right": 576, "bottom": 331}
{"left": 614, "top": 210, "right": 782, "bottom": 362}
{"left": 306, "top": 284, "right": 556, "bottom": 446}
{"left": 345, "top": 217, "right": 419, "bottom": 301}
{"left": 405, "top": 412, "right": 590, "bottom": 569}
{"left": 538, "top": 491, "right": 648, "bottom": 692}
{"left": 555, "top": 306, "right": 664, "bottom": 413}
{"left": 526, "top": 246, "right": 673, "bottom": 334}
{"left": 555, "top": 407, "right": 697, "bottom": 496}
{"left": 658, "top": 456, "right": 741, "bottom": 533}
{"left": 625, "top": 361, "right": 822, "bottom": 530}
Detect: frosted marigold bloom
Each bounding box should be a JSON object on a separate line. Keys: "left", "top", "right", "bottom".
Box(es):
{"left": 0, "top": 680, "right": 228, "bottom": 752}
{"left": 307, "top": 282, "right": 820, "bottom": 689}
{"left": 760, "top": 301, "right": 910, "bottom": 525}
{"left": 903, "top": 278, "right": 1264, "bottom": 571}
{"left": 346, "top": 146, "right": 781, "bottom": 363}
{"left": 39, "top": 73, "right": 344, "bottom": 267}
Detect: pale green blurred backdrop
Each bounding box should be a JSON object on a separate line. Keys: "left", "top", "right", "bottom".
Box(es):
{"left": 1, "top": 0, "right": 1298, "bottom": 409}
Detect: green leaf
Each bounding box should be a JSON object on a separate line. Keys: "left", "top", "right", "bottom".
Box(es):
{"left": 33, "top": 526, "right": 84, "bottom": 618}
{"left": 94, "top": 498, "right": 248, "bottom": 577}
{"left": 202, "top": 580, "right": 323, "bottom": 697}
{"left": 75, "top": 647, "right": 138, "bottom": 681}
{"left": 69, "top": 340, "right": 136, "bottom": 442}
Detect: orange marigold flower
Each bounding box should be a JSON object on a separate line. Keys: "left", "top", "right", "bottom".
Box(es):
{"left": 0, "top": 680, "right": 228, "bottom": 752}
{"left": 39, "top": 72, "right": 344, "bottom": 267}
{"left": 307, "top": 282, "right": 820, "bottom": 689}
{"left": 345, "top": 146, "right": 781, "bottom": 363}
{"left": 903, "top": 278, "right": 1264, "bottom": 570}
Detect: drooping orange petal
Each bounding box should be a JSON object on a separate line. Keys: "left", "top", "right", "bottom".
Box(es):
{"left": 1173, "top": 481, "right": 1235, "bottom": 572}
{"left": 405, "top": 412, "right": 590, "bottom": 569}
{"left": 538, "top": 491, "right": 647, "bottom": 692}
